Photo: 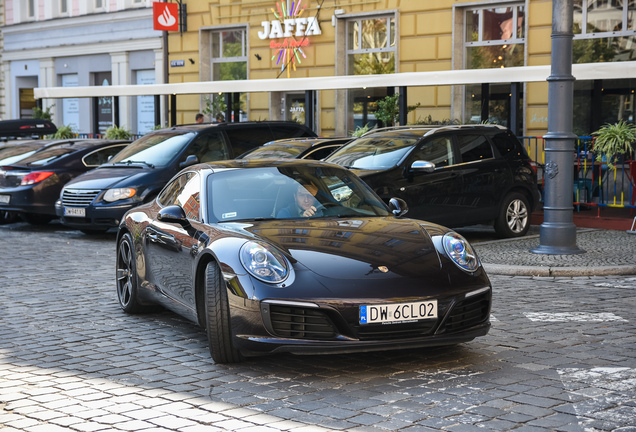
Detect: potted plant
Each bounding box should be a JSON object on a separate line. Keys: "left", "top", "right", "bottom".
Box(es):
{"left": 50, "top": 124, "right": 76, "bottom": 139}
{"left": 591, "top": 120, "right": 636, "bottom": 169}
{"left": 104, "top": 125, "right": 132, "bottom": 140}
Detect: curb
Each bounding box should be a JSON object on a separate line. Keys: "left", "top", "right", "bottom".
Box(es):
{"left": 483, "top": 263, "right": 636, "bottom": 277}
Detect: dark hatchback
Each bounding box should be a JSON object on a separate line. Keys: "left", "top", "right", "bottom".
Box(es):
{"left": 325, "top": 125, "right": 541, "bottom": 238}
{"left": 0, "top": 139, "right": 130, "bottom": 224}
{"left": 57, "top": 121, "right": 316, "bottom": 233}
{"left": 238, "top": 137, "right": 351, "bottom": 160}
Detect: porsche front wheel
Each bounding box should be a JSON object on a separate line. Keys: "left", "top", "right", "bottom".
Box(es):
{"left": 116, "top": 233, "right": 145, "bottom": 313}
{"left": 204, "top": 261, "right": 243, "bottom": 364}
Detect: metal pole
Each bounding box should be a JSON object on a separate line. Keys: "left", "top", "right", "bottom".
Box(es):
{"left": 305, "top": 90, "right": 315, "bottom": 131}
{"left": 531, "top": 0, "right": 584, "bottom": 255}
{"left": 399, "top": 86, "right": 407, "bottom": 126}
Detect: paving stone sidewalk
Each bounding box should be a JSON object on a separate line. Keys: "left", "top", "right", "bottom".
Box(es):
{"left": 1, "top": 226, "right": 635, "bottom": 432}
{"left": 474, "top": 229, "right": 636, "bottom": 276}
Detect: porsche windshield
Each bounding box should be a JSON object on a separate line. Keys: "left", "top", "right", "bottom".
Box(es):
{"left": 108, "top": 131, "right": 195, "bottom": 167}
{"left": 208, "top": 166, "right": 390, "bottom": 223}
{"left": 325, "top": 137, "right": 418, "bottom": 169}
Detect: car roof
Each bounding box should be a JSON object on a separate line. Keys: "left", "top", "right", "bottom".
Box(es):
{"left": 360, "top": 124, "right": 508, "bottom": 139}
{"left": 200, "top": 158, "right": 344, "bottom": 172}
{"left": 157, "top": 120, "right": 315, "bottom": 133}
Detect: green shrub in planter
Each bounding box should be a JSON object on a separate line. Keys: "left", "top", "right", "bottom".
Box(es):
{"left": 104, "top": 126, "right": 132, "bottom": 140}
{"left": 592, "top": 120, "right": 636, "bottom": 168}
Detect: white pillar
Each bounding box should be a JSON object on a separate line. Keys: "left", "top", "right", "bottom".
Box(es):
{"left": 39, "top": 58, "right": 56, "bottom": 121}
{"left": 154, "top": 47, "right": 166, "bottom": 127}
{"left": 111, "top": 51, "right": 130, "bottom": 130}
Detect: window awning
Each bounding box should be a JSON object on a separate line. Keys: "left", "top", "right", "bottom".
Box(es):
{"left": 34, "top": 62, "right": 636, "bottom": 99}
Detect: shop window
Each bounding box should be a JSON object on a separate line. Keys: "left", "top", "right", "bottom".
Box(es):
{"left": 464, "top": 4, "right": 525, "bottom": 69}
{"left": 573, "top": 0, "right": 636, "bottom": 63}
{"left": 346, "top": 15, "right": 396, "bottom": 75}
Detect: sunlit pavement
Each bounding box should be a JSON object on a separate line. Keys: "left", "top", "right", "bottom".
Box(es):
{"left": 1, "top": 222, "right": 635, "bottom": 431}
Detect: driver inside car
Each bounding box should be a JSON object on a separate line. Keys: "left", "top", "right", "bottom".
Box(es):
{"left": 277, "top": 180, "right": 323, "bottom": 218}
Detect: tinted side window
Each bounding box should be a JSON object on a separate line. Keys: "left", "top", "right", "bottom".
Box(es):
{"left": 158, "top": 172, "right": 201, "bottom": 221}
{"left": 491, "top": 132, "right": 524, "bottom": 160}
{"left": 303, "top": 145, "right": 341, "bottom": 160}
{"left": 83, "top": 144, "right": 129, "bottom": 167}
{"left": 270, "top": 124, "right": 314, "bottom": 140}
{"left": 187, "top": 131, "right": 229, "bottom": 163}
{"left": 410, "top": 136, "right": 454, "bottom": 167}
{"left": 457, "top": 134, "right": 494, "bottom": 163}
{"left": 224, "top": 126, "right": 274, "bottom": 156}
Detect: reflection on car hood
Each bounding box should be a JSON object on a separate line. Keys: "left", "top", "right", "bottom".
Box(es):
{"left": 63, "top": 167, "right": 150, "bottom": 190}
{"left": 242, "top": 217, "right": 447, "bottom": 279}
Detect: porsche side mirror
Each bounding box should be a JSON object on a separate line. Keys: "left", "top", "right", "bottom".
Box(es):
{"left": 158, "top": 205, "right": 191, "bottom": 227}
{"left": 410, "top": 160, "right": 435, "bottom": 173}
{"left": 388, "top": 197, "right": 408, "bottom": 218}
{"left": 180, "top": 155, "right": 199, "bottom": 168}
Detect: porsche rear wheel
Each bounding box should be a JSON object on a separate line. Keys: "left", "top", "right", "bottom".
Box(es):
{"left": 116, "top": 233, "right": 145, "bottom": 313}
{"left": 204, "top": 261, "right": 243, "bottom": 364}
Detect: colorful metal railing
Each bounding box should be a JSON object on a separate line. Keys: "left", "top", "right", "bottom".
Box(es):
{"left": 520, "top": 136, "right": 635, "bottom": 213}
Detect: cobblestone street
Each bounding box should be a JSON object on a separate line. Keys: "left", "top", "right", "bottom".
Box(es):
{"left": 1, "top": 224, "right": 635, "bottom": 431}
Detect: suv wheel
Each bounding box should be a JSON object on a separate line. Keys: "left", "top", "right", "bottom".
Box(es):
{"left": 494, "top": 192, "right": 530, "bottom": 238}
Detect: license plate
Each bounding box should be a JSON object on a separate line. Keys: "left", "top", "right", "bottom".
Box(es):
{"left": 0, "top": 194, "right": 9, "bottom": 204}
{"left": 64, "top": 207, "right": 86, "bottom": 217}
{"left": 360, "top": 300, "right": 438, "bottom": 325}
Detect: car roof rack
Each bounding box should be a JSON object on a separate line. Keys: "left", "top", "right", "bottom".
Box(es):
{"left": 360, "top": 123, "right": 507, "bottom": 137}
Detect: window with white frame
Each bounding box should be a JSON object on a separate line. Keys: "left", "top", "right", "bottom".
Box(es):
{"left": 211, "top": 28, "right": 248, "bottom": 81}
{"left": 346, "top": 15, "right": 396, "bottom": 75}
{"left": 60, "top": 0, "right": 68, "bottom": 14}
{"left": 210, "top": 28, "right": 248, "bottom": 121}
{"left": 464, "top": 3, "right": 525, "bottom": 69}
{"left": 573, "top": 0, "right": 636, "bottom": 63}
{"left": 27, "top": 0, "right": 36, "bottom": 18}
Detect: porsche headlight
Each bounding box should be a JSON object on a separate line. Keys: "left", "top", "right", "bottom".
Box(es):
{"left": 240, "top": 241, "right": 289, "bottom": 283}
{"left": 103, "top": 188, "right": 136, "bottom": 203}
{"left": 442, "top": 232, "right": 479, "bottom": 272}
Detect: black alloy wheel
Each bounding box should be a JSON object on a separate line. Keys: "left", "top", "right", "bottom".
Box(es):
{"left": 116, "top": 233, "right": 145, "bottom": 313}
{"left": 204, "top": 261, "right": 243, "bottom": 364}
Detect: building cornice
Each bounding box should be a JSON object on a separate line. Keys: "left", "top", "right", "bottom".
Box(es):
{"left": 3, "top": 38, "right": 162, "bottom": 62}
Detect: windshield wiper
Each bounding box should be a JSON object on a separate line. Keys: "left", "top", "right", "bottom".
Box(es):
{"left": 113, "top": 160, "right": 155, "bottom": 168}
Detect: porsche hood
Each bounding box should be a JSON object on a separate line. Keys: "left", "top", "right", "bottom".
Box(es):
{"left": 242, "top": 217, "right": 451, "bottom": 280}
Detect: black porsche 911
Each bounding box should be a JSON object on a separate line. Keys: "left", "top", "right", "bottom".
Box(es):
{"left": 116, "top": 159, "right": 492, "bottom": 363}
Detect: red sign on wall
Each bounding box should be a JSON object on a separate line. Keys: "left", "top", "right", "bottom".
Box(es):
{"left": 153, "top": 2, "right": 179, "bottom": 32}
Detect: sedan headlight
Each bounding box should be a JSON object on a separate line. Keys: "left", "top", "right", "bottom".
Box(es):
{"left": 240, "top": 241, "right": 289, "bottom": 283}
{"left": 442, "top": 232, "right": 479, "bottom": 272}
{"left": 103, "top": 188, "right": 136, "bottom": 203}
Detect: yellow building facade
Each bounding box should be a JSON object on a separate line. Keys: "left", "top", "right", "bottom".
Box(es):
{"left": 166, "top": 0, "right": 635, "bottom": 140}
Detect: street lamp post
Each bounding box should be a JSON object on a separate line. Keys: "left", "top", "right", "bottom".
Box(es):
{"left": 531, "top": 0, "right": 585, "bottom": 255}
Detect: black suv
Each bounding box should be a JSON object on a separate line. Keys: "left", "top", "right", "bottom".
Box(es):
{"left": 56, "top": 121, "right": 316, "bottom": 233}
{"left": 325, "top": 125, "right": 540, "bottom": 238}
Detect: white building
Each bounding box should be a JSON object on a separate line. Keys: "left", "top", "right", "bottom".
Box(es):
{"left": 1, "top": 0, "right": 164, "bottom": 135}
